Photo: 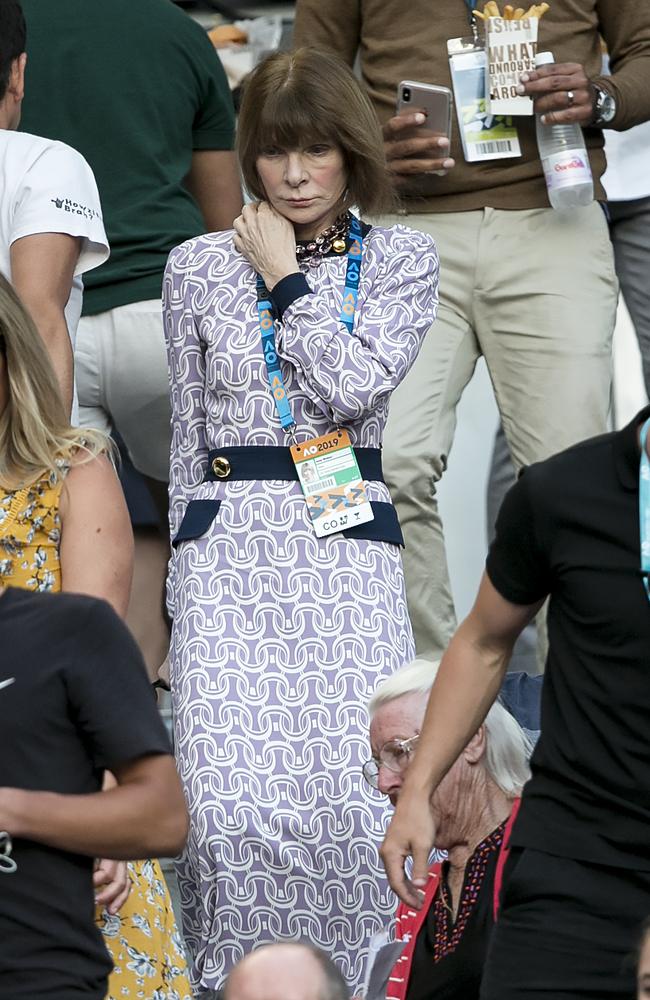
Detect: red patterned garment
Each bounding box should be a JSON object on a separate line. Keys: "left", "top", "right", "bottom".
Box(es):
{"left": 386, "top": 803, "right": 520, "bottom": 1000}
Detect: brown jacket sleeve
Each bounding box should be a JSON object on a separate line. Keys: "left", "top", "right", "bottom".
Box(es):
{"left": 595, "top": 0, "right": 650, "bottom": 129}
{"left": 292, "top": 0, "right": 361, "bottom": 67}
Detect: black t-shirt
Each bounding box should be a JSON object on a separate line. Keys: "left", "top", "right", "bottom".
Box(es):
{"left": 406, "top": 823, "right": 504, "bottom": 1000}
{"left": 486, "top": 407, "right": 650, "bottom": 871}
{"left": 0, "top": 589, "right": 172, "bottom": 999}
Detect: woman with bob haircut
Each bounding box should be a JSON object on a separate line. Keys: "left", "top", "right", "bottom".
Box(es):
{"left": 0, "top": 274, "right": 193, "bottom": 1000}
{"left": 164, "top": 46, "right": 440, "bottom": 993}
{"left": 362, "top": 658, "right": 532, "bottom": 1000}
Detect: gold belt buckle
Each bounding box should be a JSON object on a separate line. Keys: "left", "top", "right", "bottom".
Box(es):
{"left": 211, "top": 456, "right": 231, "bottom": 479}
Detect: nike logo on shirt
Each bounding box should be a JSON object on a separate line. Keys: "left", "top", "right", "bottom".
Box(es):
{"left": 0, "top": 677, "right": 15, "bottom": 691}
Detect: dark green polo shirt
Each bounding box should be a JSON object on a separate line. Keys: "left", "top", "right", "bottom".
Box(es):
{"left": 20, "top": 0, "right": 235, "bottom": 315}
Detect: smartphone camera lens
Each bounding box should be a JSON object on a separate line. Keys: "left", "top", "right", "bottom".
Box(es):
{"left": 402, "top": 87, "right": 411, "bottom": 102}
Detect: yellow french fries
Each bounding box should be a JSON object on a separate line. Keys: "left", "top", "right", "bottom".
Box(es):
{"left": 473, "top": 0, "right": 549, "bottom": 17}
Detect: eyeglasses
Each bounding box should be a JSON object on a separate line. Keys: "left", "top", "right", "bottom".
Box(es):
{"left": 362, "top": 735, "right": 420, "bottom": 789}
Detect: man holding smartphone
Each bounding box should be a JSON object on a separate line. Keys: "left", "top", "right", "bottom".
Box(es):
{"left": 293, "top": 0, "right": 650, "bottom": 659}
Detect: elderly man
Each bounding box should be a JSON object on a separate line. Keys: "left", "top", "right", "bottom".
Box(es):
{"left": 224, "top": 943, "right": 349, "bottom": 1000}
{"left": 293, "top": 0, "right": 650, "bottom": 658}
{"left": 382, "top": 407, "right": 650, "bottom": 999}
{"left": 361, "top": 658, "right": 532, "bottom": 1000}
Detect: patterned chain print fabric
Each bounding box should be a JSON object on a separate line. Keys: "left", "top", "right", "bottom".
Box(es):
{"left": 164, "top": 223, "right": 439, "bottom": 992}
{"left": 0, "top": 468, "right": 192, "bottom": 1000}
{"left": 433, "top": 821, "right": 506, "bottom": 961}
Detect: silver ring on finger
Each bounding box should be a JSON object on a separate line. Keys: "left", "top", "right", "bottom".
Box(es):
{"left": 567, "top": 90, "right": 575, "bottom": 107}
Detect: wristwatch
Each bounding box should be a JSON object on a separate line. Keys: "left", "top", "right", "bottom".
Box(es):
{"left": 591, "top": 84, "right": 617, "bottom": 126}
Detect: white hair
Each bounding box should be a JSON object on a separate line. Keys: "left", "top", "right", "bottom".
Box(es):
{"left": 369, "top": 658, "right": 533, "bottom": 799}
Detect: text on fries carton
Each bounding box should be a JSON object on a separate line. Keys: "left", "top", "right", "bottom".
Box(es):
{"left": 486, "top": 16, "right": 539, "bottom": 115}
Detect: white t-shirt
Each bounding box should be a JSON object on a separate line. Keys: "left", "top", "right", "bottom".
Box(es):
{"left": 0, "top": 129, "right": 109, "bottom": 340}
{"left": 602, "top": 121, "right": 650, "bottom": 203}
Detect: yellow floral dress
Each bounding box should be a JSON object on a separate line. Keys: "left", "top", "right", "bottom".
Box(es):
{"left": 0, "top": 470, "right": 192, "bottom": 1000}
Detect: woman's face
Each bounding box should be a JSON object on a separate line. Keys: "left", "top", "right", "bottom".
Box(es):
{"left": 255, "top": 142, "right": 347, "bottom": 240}
{"left": 638, "top": 933, "right": 650, "bottom": 999}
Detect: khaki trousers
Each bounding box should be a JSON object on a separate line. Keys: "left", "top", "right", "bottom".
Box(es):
{"left": 381, "top": 203, "right": 617, "bottom": 656}
{"left": 75, "top": 298, "right": 171, "bottom": 483}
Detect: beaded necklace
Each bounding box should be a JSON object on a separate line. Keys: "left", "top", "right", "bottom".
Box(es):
{"left": 294, "top": 211, "right": 349, "bottom": 268}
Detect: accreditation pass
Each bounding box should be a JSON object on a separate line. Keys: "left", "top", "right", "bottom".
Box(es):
{"left": 291, "top": 429, "right": 375, "bottom": 538}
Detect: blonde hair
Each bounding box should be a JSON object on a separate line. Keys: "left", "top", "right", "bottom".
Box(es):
{"left": 369, "top": 658, "right": 533, "bottom": 799}
{"left": 237, "top": 47, "right": 396, "bottom": 216}
{"left": 0, "top": 274, "right": 112, "bottom": 490}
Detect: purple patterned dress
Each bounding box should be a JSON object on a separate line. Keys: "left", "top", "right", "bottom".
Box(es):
{"left": 163, "top": 222, "right": 439, "bottom": 993}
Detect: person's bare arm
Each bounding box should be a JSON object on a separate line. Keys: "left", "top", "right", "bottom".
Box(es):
{"left": 93, "top": 771, "right": 130, "bottom": 913}
{"left": 380, "top": 572, "right": 543, "bottom": 907}
{"left": 59, "top": 454, "right": 134, "bottom": 618}
{"left": 185, "top": 149, "right": 243, "bottom": 232}
{"left": 0, "top": 754, "right": 188, "bottom": 860}
{"left": 10, "top": 232, "right": 81, "bottom": 416}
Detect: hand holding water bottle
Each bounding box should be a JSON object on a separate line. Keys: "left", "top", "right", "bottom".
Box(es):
{"left": 527, "top": 53, "right": 594, "bottom": 209}
{"left": 516, "top": 60, "right": 596, "bottom": 125}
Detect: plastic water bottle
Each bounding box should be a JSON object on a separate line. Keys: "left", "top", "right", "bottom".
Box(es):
{"left": 535, "top": 51, "right": 594, "bottom": 210}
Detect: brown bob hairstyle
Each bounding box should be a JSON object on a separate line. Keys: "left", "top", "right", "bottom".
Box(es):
{"left": 237, "top": 47, "right": 395, "bottom": 217}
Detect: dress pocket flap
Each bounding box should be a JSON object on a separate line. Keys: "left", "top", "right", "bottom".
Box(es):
{"left": 172, "top": 499, "right": 222, "bottom": 547}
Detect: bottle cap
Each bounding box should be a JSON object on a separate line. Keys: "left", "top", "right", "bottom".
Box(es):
{"left": 535, "top": 51, "right": 555, "bottom": 67}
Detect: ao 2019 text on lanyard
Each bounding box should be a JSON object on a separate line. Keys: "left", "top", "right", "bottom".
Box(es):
{"left": 255, "top": 214, "right": 374, "bottom": 539}
{"left": 256, "top": 213, "right": 364, "bottom": 435}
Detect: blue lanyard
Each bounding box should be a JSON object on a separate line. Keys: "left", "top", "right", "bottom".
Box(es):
{"left": 640, "top": 417, "right": 650, "bottom": 603}
{"left": 256, "top": 280, "right": 296, "bottom": 432}
{"left": 339, "top": 213, "right": 363, "bottom": 334}
{"left": 463, "top": 0, "right": 479, "bottom": 26}
{"left": 256, "top": 214, "right": 365, "bottom": 434}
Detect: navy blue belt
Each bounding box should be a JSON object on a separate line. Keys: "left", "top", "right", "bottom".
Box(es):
{"left": 204, "top": 446, "right": 385, "bottom": 484}
{"left": 172, "top": 446, "right": 404, "bottom": 547}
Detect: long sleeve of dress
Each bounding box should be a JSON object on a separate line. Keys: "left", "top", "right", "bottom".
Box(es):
{"left": 274, "top": 228, "right": 439, "bottom": 425}
{"left": 163, "top": 243, "right": 208, "bottom": 617}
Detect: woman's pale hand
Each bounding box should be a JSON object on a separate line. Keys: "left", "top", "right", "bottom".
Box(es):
{"left": 233, "top": 202, "right": 299, "bottom": 290}
{"left": 379, "top": 789, "right": 436, "bottom": 909}
{"left": 93, "top": 858, "right": 131, "bottom": 914}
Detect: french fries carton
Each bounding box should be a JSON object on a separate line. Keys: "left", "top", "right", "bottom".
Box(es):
{"left": 486, "top": 16, "right": 539, "bottom": 115}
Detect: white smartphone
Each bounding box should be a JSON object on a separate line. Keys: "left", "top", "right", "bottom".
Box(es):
{"left": 396, "top": 80, "right": 453, "bottom": 144}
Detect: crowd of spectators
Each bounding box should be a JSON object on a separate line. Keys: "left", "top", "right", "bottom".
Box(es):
{"left": 0, "top": 0, "right": 649, "bottom": 998}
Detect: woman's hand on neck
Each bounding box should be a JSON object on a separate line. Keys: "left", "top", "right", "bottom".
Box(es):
{"left": 233, "top": 199, "right": 349, "bottom": 290}
{"left": 233, "top": 202, "right": 300, "bottom": 291}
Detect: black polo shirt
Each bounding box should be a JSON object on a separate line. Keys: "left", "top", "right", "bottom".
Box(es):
{"left": 486, "top": 407, "right": 650, "bottom": 870}
{"left": 0, "top": 589, "right": 172, "bottom": 999}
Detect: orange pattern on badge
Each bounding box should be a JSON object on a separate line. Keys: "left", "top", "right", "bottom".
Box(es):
{"left": 306, "top": 482, "right": 367, "bottom": 519}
